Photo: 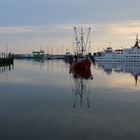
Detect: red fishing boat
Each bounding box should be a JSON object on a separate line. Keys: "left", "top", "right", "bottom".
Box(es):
{"left": 70, "top": 27, "right": 92, "bottom": 70}
{"left": 70, "top": 57, "right": 91, "bottom": 69}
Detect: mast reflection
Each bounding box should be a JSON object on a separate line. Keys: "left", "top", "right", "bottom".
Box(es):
{"left": 69, "top": 67, "right": 93, "bottom": 108}
{"left": 0, "top": 64, "right": 14, "bottom": 79}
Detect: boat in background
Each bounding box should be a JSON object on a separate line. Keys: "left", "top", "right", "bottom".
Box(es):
{"left": 94, "top": 35, "right": 140, "bottom": 62}
{"left": 32, "top": 50, "right": 45, "bottom": 59}
{"left": 64, "top": 50, "right": 71, "bottom": 62}
{"left": 70, "top": 27, "right": 92, "bottom": 70}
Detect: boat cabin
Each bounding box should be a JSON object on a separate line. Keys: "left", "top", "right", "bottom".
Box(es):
{"left": 104, "top": 47, "right": 113, "bottom": 53}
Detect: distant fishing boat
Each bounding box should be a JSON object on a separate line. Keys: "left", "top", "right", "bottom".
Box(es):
{"left": 32, "top": 50, "right": 45, "bottom": 59}
{"left": 64, "top": 50, "right": 71, "bottom": 62}
{"left": 70, "top": 27, "right": 92, "bottom": 70}
{"left": 94, "top": 35, "right": 140, "bottom": 62}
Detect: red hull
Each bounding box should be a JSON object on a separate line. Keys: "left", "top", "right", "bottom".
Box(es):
{"left": 71, "top": 66, "right": 92, "bottom": 79}
{"left": 70, "top": 59, "right": 91, "bottom": 69}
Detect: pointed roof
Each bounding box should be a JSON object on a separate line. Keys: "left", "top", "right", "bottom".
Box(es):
{"left": 133, "top": 35, "right": 140, "bottom": 48}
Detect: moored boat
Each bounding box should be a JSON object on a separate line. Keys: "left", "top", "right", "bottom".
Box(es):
{"left": 32, "top": 50, "right": 45, "bottom": 59}
{"left": 70, "top": 27, "right": 92, "bottom": 69}
{"left": 94, "top": 36, "right": 140, "bottom": 62}
{"left": 70, "top": 57, "right": 91, "bottom": 69}
{"left": 64, "top": 51, "right": 71, "bottom": 62}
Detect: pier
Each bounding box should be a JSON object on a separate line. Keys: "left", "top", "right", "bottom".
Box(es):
{"left": 14, "top": 53, "right": 69, "bottom": 60}
{"left": 0, "top": 53, "right": 14, "bottom": 66}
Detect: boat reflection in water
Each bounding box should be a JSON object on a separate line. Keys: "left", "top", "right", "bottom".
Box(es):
{"left": 69, "top": 67, "right": 93, "bottom": 108}
{"left": 0, "top": 64, "right": 14, "bottom": 79}
{"left": 96, "top": 62, "right": 140, "bottom": 86}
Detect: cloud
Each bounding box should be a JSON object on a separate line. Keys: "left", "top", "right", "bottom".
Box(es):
{"left": 0, "top": 26, "right": 35, "bottom": 34}
{"left": 0, "top": 20, "right": 139, "bottom": 35}
{"left": 50, "top": 20, "right": 140, "bottom": 42}
{"left": 108, "top": 22, "right": 140, "bottom": 34}
{"left": 0, "top": 20, "right": 139, "bottom": 53}
{"left": 95, "top": 20, "right": 140, "bottom": 34}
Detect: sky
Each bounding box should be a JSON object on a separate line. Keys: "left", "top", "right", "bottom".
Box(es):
{"left": 0, "top": 0, "right": 140, "bottom": 53}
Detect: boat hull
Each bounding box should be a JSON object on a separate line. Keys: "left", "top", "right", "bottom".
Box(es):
{"left": 32, "top": 51, "right": 45, "bottom": 59}
{"left": 94, "top": 57, "right": 140, "bottom": 62}
{"left": 70, "top": 59, "right": 92, "bottom": 69}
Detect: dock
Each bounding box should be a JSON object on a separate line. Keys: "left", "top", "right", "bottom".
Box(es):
{"left": 14, "top": 53, "right": 70, "bottom": 60}
{"left": 0, "top": 53, "right": 14, "bottom": 66}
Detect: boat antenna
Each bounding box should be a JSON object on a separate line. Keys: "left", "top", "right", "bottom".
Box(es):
{"left": 85, "top": 27, "right": 91, "bottom": 50}
{"left": 6, "top": 43, "right": 8, "bottom": 57}
{"left": 88, "top": 41, "right": 91, "bottom": 53}
{"left": 74, "top": 27, "right": 80, "bottom": 55}
{"left": 80, "top": 27, "right": 84, "bottom": 55}
{"left": 109, "top": 42, "right": 112, "bottom": 47}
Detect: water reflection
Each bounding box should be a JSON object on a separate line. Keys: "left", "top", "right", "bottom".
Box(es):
{"left": 32, "top": 59, "right": 44, "bottom": 69}
{"left": 69, "top": 67, "right": 93, "bottom": 108}
{"left": 95, "top": 62, "right": 140, "bottom": 86}
{"left": 1, "top": 60, "right": 140, "bottom": 139}
{"left": 0, "top": 64, "right": 14, "bottom": 79}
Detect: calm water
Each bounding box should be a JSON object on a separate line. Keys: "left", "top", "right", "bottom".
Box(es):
{"left": 0, "top": 59, "right": 140, "bottom": 140}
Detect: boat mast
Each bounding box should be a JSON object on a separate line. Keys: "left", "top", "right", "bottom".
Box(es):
{"left": 74, "top": 27, "right": 79, "bottom": 55}
{"left": 80, "top": 27, "right": 91, "bottom": 56}
{"left": 85, "top": 27, "right": 91, "bottom": 53}
{"left": 80, "top": 28, "right": 84, "bottom": 56}
{"left": 74, "top": 27, "right": 91, "bottom": 56}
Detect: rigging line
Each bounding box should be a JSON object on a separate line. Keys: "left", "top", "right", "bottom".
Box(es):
{"left": 85, "top": 27, "right": 91, "bottom": 50}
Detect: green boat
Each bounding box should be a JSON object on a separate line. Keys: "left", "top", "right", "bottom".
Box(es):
{"left": 32, "top": 50, "right": 45, "bottom": 59}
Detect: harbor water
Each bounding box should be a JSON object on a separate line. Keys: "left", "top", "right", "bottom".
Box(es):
{"left": 0, "top": 59, "right": 140, "bottom": 140}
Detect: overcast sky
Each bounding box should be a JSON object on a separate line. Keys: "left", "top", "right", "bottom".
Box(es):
{"left": 0, "top": 0, "right": 140, "bottom": 53}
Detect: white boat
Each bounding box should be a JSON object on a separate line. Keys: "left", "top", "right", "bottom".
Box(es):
{"left": 94, "top": 36, "right": 140, "bottom": 62}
